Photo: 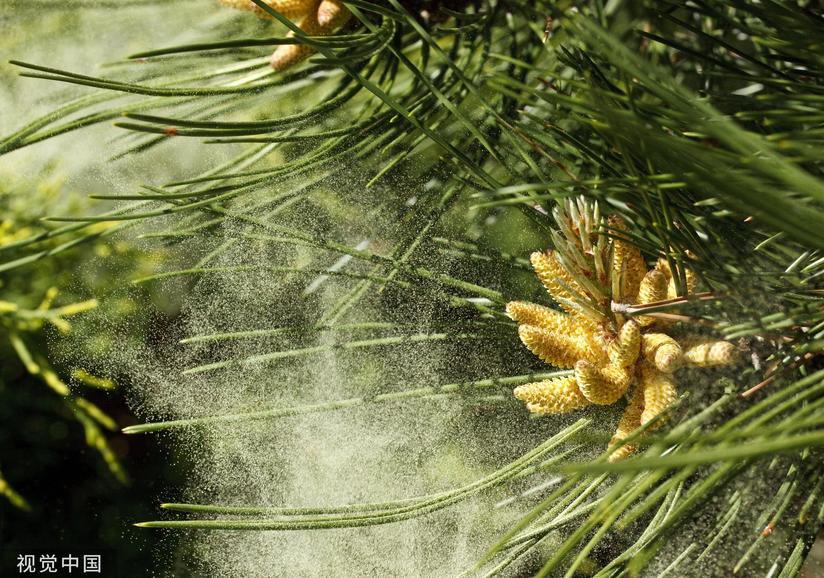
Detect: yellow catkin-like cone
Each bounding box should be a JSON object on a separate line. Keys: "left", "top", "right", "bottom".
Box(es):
{"left": 682, "top": 339, "right": 736, "bottom": 367}
{"left": 530, "top": 251, "right": 587, "bottom": 319}
{"left": 634, "top": 269, "right": 668, "bottom": 327}
{"left": 514, "top": 376, "right": 589, "bottom": 414}
{"left": 608, "top": 320, "right": 641, "bottom": 367}
{"left": 270, "top": 6, "right": 323, "bottom": 70}
{"left": 317, "top": 0, "right": 350, "bottom": 28}
{"left": 641, "top": 333, "right": 683, "bottom": 373}
{"left": 575, "top": 360, "right": 633, "bottom": 405}
{"left": 506, "top": 301, "right": 581, "bottom": 335}
{"left": 219, "top": 0, "right": 333, "bottom": 70}
{"left": 225, "top": 0, "right": 352, "bottom": 70}
{"left": 640, "top": 365, "right": 678, "bottom": 426}
{"left": 655, "top": 257, "right": 672, "bottom": 280}
{"left": 655, "top": 258, "right": 696, "bottom": 299}
{"left": 219, "top": 0, "right": 316, "bottom": 20}
{"left": 518, "top": 325, "right": 593, "bottom": 369}
{"left": 507, "top": 302, "right": 607, "bottom": 364}
{"left": 609, "top": 216, "right": 647, "bottom": 303}
{"left": 608, "top": 385, "right": 645, "bottom": 462}
{"left": 636, "top": 269, "right": 668, "bottom": 305}
{"left": 583, "top": 330, "right": 610, "bottom": 365}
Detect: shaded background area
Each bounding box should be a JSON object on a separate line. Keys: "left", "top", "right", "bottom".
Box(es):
{"left": 0, "top": 2, "right": 210, "bottom": 575}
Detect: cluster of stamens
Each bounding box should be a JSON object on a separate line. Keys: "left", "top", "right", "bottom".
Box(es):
{"left": 509, "top": 198, "right": 736, "bottom": 461}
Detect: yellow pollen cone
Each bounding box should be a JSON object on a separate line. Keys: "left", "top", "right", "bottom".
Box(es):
{"left": 514, "top": 376, "right": 589, "bottom": 414}
{"left": 608, "top": 386, "right": 645, "bottom": 462}
{"left": 667, "top": 269, "right": 696, "bottom": 300}
{"left": 635, "top": 269, "right": 668, "bottom": 327}
{"left": 656, "top": 258, "right": 696, "bottom": 299}
{"left": 220, "top": 0, "right": 351, "bottom": 71}
{"left": 530, "top": 251, "right": 584, "bottom": 318}
{"left": 317, "top": 0, "right": 349, "bottom": 28}
{"left": 640, "top": 365, "right": 678, "bottom": 426}
{"left": 219, "top": 0, "right": 314, "bottom": 19}
{"left": 507, "top": 302, "right": 607, "bottom": 364}
{"left": 506, "top": 301, "right": 583, "bottom": 336}
{"left": 518, "top": 325, "right": 592, "bottom": 369}
{"left": 641, "top": 333, "right": 683, "bottom": 373}
{"left": 575, "top": 360, "right": 633, "bottom": 405}
{"left": 608, "top": 320, "right": 641, "bottom": 367}
{"left": 683, "top": 339, "right": 736, "bottom": 367}
{"left": 610, "top": 216, "right": 647, "bottom": 302}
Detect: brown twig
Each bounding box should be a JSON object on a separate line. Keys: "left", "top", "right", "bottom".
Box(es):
{"left": 612, "top": 291, "right": 718, "bottom": 314}
{"left": 741, "top": 353, "right": 814, "bottom": 398}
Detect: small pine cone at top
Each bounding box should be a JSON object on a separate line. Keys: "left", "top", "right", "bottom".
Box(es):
{"left": 220, "top": 0, "right": 311, "bottom": 19}
{"left": 508, "top": 198, "right": 737, "bottom": 460}
{"left": 219, "top": 0, "right": 352, "bottom": 70}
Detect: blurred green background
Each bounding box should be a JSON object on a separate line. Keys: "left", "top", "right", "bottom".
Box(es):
{"left": 0, "top": 2, "right": 204, "bottom": 575}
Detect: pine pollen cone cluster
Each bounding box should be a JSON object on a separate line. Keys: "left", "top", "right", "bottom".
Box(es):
{"left": 219, "top": 0, "right": 351, "bottom": 70}
{"left": 508, "top": 199, "right": 736, "bottom": 462}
